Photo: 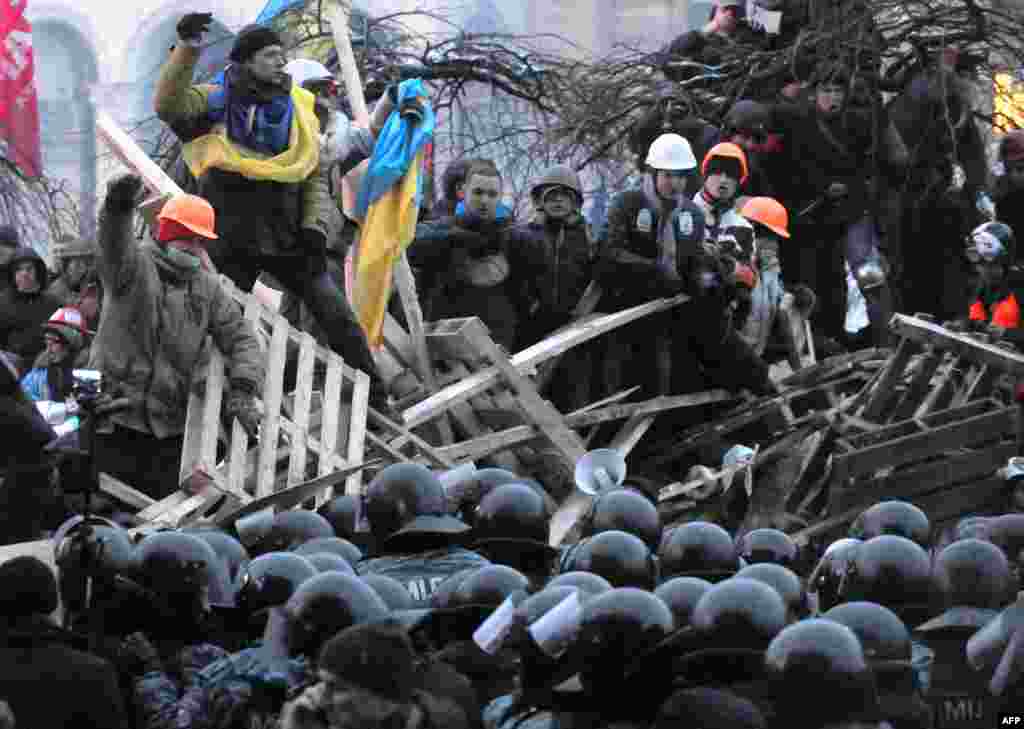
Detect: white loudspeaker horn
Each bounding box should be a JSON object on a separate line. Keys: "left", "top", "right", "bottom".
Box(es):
{"left": 574, "top": 449, "right": 627, "bottom": 496}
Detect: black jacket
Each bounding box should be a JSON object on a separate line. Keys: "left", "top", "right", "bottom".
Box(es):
{"left": 409, "top": 214, "right": 549, "bottom": 351}
{"left": 0, "top": 247, "right": 61, "bottom": 363}
{"left": 0, "top": 616, "right": 129, "bottom": 728}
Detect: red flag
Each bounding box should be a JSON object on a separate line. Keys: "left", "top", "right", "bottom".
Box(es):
{"left": 0, "top": 0, "right": 41, "bottom": 177}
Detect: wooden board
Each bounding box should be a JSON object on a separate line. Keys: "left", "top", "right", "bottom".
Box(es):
{"left": 861, "top": 337, "right": 916, "bottom": 422}
{"left": 402, "top": 295, "right": 691, "bottom": 428}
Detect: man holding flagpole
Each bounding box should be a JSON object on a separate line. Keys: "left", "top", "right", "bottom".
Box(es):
{"left": 154, "top": 13, "right": 403, "bottom": 411}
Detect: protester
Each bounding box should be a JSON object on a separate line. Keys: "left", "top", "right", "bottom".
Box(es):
{"left": 0, "top": 244, "right": 62, "bottom": 376}
{"left": 89, "top": 174, "right": 263, "bottom": 500}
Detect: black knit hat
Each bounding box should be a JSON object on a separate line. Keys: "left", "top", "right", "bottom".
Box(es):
{"left": 318, "top": 620, "right": 419, "bottom": 702}
{"left": 0, "top": 556, "right": 59, "bottom": 617}
{"left": 229, "top": 25, "right": 284, "bottom": 63}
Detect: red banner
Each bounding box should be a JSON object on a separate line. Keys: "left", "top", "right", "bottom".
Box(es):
{"left": 0, "top": 0, "right": 41, "bottom": 177}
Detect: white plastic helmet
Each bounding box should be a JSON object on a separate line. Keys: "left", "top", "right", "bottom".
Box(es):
{"left": 645, "top": 133, "right": 698, "bottom": 171}
{"left": 284, "top": 58, "right": 333, "bottom": 88}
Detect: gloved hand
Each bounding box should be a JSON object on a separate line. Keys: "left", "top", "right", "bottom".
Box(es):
{"left": 105, "top": 174, "right": 145, "bottom": 213}
{"left": 398, "top": 97, "right": 426, "bottom": 123}
{"left": 177, "top": 13, "right": 213, "bottom": 45}
{"left": 118, "top": 631, "right": 163, "bottom": 677}
{"left": 791, "top": 283, "right": 816, "bottom": 315}
{"left": 224, "top": 383, "right": 260, "bottom": 439}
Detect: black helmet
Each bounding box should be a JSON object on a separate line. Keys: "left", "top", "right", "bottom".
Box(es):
{"left": 259, "top": 510, "right": 334, "bottom": 553}
{"left": 305, "top": 552, "right": 357, "bottom": 575}
{"left": 690, "top": 577, "right": 787, "bottom": 649}
{"left": 765, "top": 619, "right": 878, "bottom": 727}
{"left": 186, "top": 528, "right": 251, "bottom": 584}
{"left": 838, "top": 536, "right": 932, "bottom": 621}
{"left": 236, "top": 552, "right": 318, "bottom": 612}
{"left": 567, "top": 531, "right": 658, "bottom": 590}
{"left": 736, "top": 563, "right": 807, "bottom": 621}
{"left": 980, "top": 514, "right": 1024, "bottom": 565}
{"left": 317, "top": 495, "right": 360, "bottom": 540}
{"left": 850, "top": 501, "right": 931, "bottom": 548}
{"left": 548, "top": 571, "right": 613, "bottom": 597}
{"left": 735, "top": 528, "right": 799, "bottom": 569}
{"left": 724, "top": 99, "right": 769, "bottom": 134}
{"left": 659, "top": 521, "right": 739, "bottom": 581}
{"left": 136, "top": 531, "right": 219, "bottom": 596}
{"left": 451, "top": 565, "right": 530, "bottom": 608}
{"left": 518, "top": 586, "right": 581, "bottom": 625}
{"left": 365, "top": 462, "right": 468, "bottom": 547}
{"left": 575, "top": 588, "right": 675, "bottom": 690}
{"left": 294, "top": 537, "right": 363, "bottom": 567}
{"left": 809, "top": 538, "right": 862, "bottom": 613}
{"left": 582, "top": 488, "right": 662, "bottom": 550}
{"left": 429, "top": 568, "right": 481, "bottom": 609}
{"left": 822, "top": 602, "right": 912, "bottom": 663}
{"left": 654, "top": 577, "right": 712, "bottom": 628}
{"left": 459, "top": 469, "right": 553, "bottom": 528}
{"left": 285, "top": 573, "right": 390, "bottom": 659}
{"left": 361, "top": 574, "right": 415, "bottom": 611}
{"left": 931, "top": 538, "right": 1012, "bottom": 610}
{"left": 54, "top": 517, "right": 135, "bottom": 577}
{"left": 473, "top": 482, "right": 552, "bottom": 549}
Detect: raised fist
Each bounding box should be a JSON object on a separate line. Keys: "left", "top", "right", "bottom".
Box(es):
{"left": 105, "top": 174, "right": 145, "bottom": 213}
{"left": 177, "top": 13, "right": 213, "bottom": 43}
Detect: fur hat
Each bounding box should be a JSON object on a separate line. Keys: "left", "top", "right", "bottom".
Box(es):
{"left": 229, "top": 25, "right": 284, "bottom": 64}
{"left": 318, "top": 620, "right": 419, "bottom": 701}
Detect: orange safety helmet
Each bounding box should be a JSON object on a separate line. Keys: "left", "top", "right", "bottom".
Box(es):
{"left": 740, "top": 197, "right": 790, "bottom": 239}
{"left": 157, "top": 194, "right": 219, "bottom": 240}
{"left": 701, "top": 142, "right": 749, "bottom": 186}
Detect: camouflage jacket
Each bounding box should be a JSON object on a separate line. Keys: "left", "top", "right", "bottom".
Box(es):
{"left": 133, "top": 643, "right": 311, "bottom": 729}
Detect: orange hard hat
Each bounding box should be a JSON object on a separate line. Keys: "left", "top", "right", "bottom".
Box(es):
{"left": 157, "top": 194, "right": 219, "bottom": 240}
{"left": 701, "top": 142, "right": 749, "bottom": 186}
{"left": 740, "top": 196, "right": 790, "bottom": 238}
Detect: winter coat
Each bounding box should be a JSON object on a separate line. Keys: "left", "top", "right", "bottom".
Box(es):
{"left": 768, "top": 101, "right": 904, "bottom": 227}
{"left": 693, "top": 192, "right": 755, "bottom": 261}
{"left": 90, "top": 205, "right": 263, "bottom": 440}
{"left": 517, "top": 216, "right": 595, "bottom": 344}
{"left": 596, "top": 188, "right": 707, "bottom": 311}
{"left": 994, "top": 181, "right": 1024, "bottom": 267}
{"left": 154, "top": 45, "right": 334, "bottom": 258}
{"left": 356, "top": 547, "right": 492, "bottom": 608}
{"left": 0, "top": 615, "right": 129, "bottom": 728}
{"left": 0, "top": 247, "right": 61, "bottom": 364}
{"left": 0, "top": 389, "right": 55, "bottom": 469}
{"left": 408, "top": 214, "right": 549, "bottom": 351}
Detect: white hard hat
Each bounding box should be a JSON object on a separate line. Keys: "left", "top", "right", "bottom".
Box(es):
{"left": 284, "top": 58, "right": 333, "bottom": 87}
{"left": 645, "top": 133, "right": 698, "bottom": 171}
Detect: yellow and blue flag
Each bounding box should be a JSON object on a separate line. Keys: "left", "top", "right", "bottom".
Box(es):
{"left": 352, "top": 78, "right": 434, "bottom": 349}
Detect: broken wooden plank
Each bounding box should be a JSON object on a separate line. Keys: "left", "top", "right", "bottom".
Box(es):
{"left": 287, "top": 332, "right": 318, "bottom": 487}
{"left": 611, "top": 415, "right": 657, "bottom": 457}
{"left": 831, "top": 442, "right": 1016, "bottom": 513}
{"left": 861, "top": 337, "right": 917, "bottom": 422}
{"left": 890, "top": 314, "right": 1024, "bottom": 376}
{"left": 887, "top": 348, "right": 945, "bottom": 423}
{"left": 96, "top": 110, "right": 183, "bottom": 197}
{"left": 99, "top": 473, "right": 156, "bottom": 511}
{"left": 403, "top": 295, "right": 691, "bottom": 428}
{"left": 832, "top": 406, "right": 1014, "bottom": 483}
{"left": 137, "top": 491, "right": 191, "bottom": 523}
{"left": 913, "top": 355, "right": 969, "bottom": 419}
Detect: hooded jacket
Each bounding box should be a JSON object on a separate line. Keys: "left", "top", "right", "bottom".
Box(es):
{"left": 90, "top": 205, "right": 263, "bottom": 440}
{"left": 0, "top": 246, "right": 61, "bottom": 363}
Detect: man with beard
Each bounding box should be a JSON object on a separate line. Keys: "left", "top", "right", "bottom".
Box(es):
{"left": 408, "top": 160, "right": 547, "bottom": 351}
{"left": 155, "top": 15, "right": 396, "bottom": 412}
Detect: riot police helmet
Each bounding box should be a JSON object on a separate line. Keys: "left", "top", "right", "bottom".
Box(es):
{"left": 304, "top": 552, "right": 357, "bottom": 575}
{"left": 365, "top": 462, "right": 469, "bottom": 547}
{"left": 654, "top": 576, "right": 712, "bottom": 628}
{"left": 317, "top": 495, "right": 360, "bottom": 540}
{"left": 236, "top": 552, "right": 318, "bottom": 612}
{"left": 736, "top": 562, "right": 807, "bottom": 621}
{"left": 659, "top": 521, "right": 739, "bottom": 581}
{"left": 259, "top": 509, "right": 335, "bottom": 553}
{"left": 582, "top": 487, "right": 662, "bottom": 550}
{"left": 735, "top": 528, "right": 799, "bottom": 569}
{"left": 285, "top": 572, "right": 389, "bottom": 659}
{"left": 850, "top": 501, "right": 931, "bottom": 549}
{"left": 548, "top": 570, "right": 614, "bottom": 597}
{"left": 690, "top": 576, "right": 787, "bottom": 649}
{"left": 568, "top": 530, "right": 658, "bottom": 590}
{"left": 931, "top": 538, "right": 1012, "bottom": 610}
{"left": 294, "top": 536, "right": 363, "bottom": 567}
{"left": 361, "top": 574, "right": 415, "bottom": 611}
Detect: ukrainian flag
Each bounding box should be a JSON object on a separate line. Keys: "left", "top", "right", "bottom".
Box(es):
{"left": 352, "top": 79, "right": 434, "bottom": 348}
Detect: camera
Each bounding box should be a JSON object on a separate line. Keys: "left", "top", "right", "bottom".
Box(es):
{"left": 71, "top": 369, "right": 103, "bottom": 404}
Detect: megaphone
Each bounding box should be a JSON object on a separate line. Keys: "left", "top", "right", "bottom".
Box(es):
{"left": 574, "top": 449, "right": 627, "bottom": 496}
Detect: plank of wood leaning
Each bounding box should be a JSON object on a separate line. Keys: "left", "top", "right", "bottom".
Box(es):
{"left": 228, "top": 296, "right": 266, "bottom": 496}
{"left": 886, "top": 348, "right": 945, "bottom": 423}
{"left": 402, "top": 294, "right": 691, "bottom": 428}
{"left": 100, "top": 473, "right": 157, "bottom": 511}
{"left": 317, "top": 354, "right": 345, "bottom": 501}
{"left": 861, "top": 337, "right": 916, "bottom": 422}
{"left": 257, "top": 316, "right": 291, "bottom": 497}
{"left": 345, "top": 370, "right": 371, "bottom": 496}
{"left": 913, "top": 355, "right": 968, "bottom": 419}
{"left": 286, "top": 332, "right": 318, "bottom": 487}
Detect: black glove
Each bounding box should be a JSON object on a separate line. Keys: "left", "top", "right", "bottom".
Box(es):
{"left": 177, "top": 13, "right": 213, "bottom": 43}
{"left": 118, "top": 631, "right": 163, "bottom": 677}
{"left": 300, "top": 228, "right": 327, "bottom": 257}
{"left": 224, "top": 383, "right": 260, "bottom": 438}
{"left": 398, "top": 98, "right": 426, "bottom": 123}
{"left": 105, "top": 174, "right": 145, "bottom": 213}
